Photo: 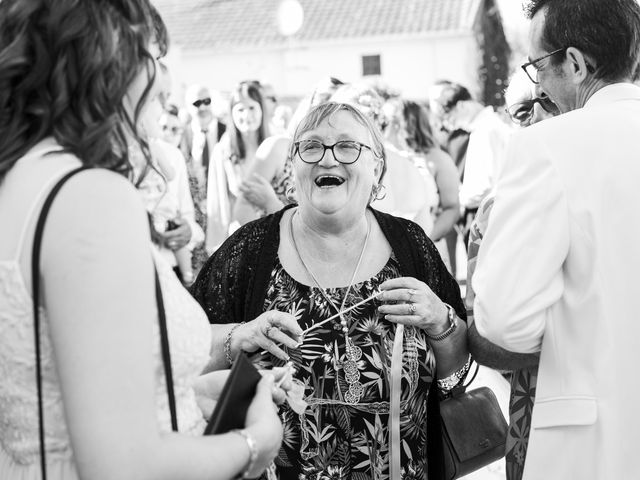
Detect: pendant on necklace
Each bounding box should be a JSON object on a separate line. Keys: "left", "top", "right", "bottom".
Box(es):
{"left": 342, "top": 330, "right": 364, "bottom": 404}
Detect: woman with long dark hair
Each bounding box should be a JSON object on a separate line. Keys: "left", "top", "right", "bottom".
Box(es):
{"left": 0, "top": 2, "right": 285, "bottom": 479}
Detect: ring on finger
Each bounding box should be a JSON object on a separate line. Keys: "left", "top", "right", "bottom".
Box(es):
{"left": 264, "top": 325, "right": 274, "bottom": 338}
{"left": 408, "top": 303, "right": 417, "bottom": 314}
{"left": 407, "top": 289, "right": 417, "bottom": 303}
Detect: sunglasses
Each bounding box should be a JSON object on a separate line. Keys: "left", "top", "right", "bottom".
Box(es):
{"left": 506, "top": 96, "right": 559, "bottom": 124}
{"left": 192, "top": 97, "right": 211, "bottom": 108}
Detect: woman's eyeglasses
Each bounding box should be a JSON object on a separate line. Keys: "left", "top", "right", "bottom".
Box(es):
{"left": 506, "top": 96, "right": 559, "bottom": 124}
{"left": 192, "top": 97, "right": 211, "bottom": 108}
{"left": 294, "top": 140, "right": 374, "bottom": 164}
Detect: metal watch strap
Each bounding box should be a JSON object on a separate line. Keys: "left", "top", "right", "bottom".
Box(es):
{"left": 426, "top": 303, "right": 457, "bottom": 341}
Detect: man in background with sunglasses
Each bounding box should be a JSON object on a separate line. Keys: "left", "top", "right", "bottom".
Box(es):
{"left": 184, "top": 84, "right": 227, "bottom": 184}
{"left": 472, "top": 1, "right": 640, "bottom": 479}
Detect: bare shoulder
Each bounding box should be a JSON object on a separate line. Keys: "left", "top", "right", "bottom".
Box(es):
{"left": 254, "top": 134, "right": 292, "bottom": 175}
{"left": 46, "top": 168, "right": 149, "bottom": 243}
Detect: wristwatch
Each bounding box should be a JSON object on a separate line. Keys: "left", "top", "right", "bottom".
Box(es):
{"left": 426, "top": 303, "right": 457, "bottom": 341}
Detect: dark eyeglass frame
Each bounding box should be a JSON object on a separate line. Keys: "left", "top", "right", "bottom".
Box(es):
{"left": 294, "top": 140, "right": 374, "bottom": 165}
{"left": 192, "top": 97, "right": 212, "bottom": 108}
{"left": 521, "top": 47, "right": 567, "bottom": 84}
{"left": 521, "top": 47, "right": 596, "bottom": 84}
{"left": 505, "top": 96, "right": 559, "bottom": 124}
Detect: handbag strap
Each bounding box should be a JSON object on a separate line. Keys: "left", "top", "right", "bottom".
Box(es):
{"left": 155, "top": 268, "right": 178, "bottom": 431}
{"left": 31, "top": 167, "right": 178, "bottom": 480}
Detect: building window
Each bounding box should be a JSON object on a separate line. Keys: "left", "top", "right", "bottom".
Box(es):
{"left": 362, "top": 55, "right": 381, "bottom": 76}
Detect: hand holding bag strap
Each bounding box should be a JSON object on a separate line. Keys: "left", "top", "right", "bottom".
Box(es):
{"left": 31, "top": 167, "right": 88, "bottom": 480}
{"left": 31, "top": 167, "right": 178, "bottom": 480}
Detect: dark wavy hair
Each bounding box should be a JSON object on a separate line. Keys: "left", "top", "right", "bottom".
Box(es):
{"left": 0, "top": 0, "right": 168, "bottom": 180}
{"left": 526, "top": 0, "right": 640, "bottom": 82}
{"left": 227, "top": 80, "right": 270, "bottom": 162}
{"left": 402, "top": 100, "right": 437, "bottom": 153}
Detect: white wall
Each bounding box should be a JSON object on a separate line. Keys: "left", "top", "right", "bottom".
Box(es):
{"left": 164, "top": 33, "right": 481, "bottom": 109}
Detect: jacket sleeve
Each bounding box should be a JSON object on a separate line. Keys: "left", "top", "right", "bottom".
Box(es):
{"left": 472, "top": 130, "right": 570, "bottom": 353}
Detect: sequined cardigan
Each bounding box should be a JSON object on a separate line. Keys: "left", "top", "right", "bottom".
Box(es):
{"left": 190, "top": 203, "right": 466, "bottom": 480}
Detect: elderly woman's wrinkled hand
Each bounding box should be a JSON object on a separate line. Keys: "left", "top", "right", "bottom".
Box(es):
{"left": 377, "top": 277, "right": 449, "bottom": 336}
{"left": 233, "top": 311, "right": 303, "bottom": 362}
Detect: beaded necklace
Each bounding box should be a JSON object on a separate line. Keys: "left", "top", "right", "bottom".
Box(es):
{"left": 289, "top": 209, "right": 371, "bottom": 404}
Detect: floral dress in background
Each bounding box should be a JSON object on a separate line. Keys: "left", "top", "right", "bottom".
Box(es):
{"left": 254, "top": 255, "right": 436, "bottom": 480}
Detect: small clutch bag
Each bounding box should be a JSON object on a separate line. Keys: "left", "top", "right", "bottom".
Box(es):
{"left": 203, "top": 353, "right": 262, "bottom": 435}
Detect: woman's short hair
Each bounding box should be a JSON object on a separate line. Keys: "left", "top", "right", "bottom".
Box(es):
{"left": 526, "top": 0, "right": 640, "bottom": 82}
{"left": 0, "top": 0, "right": 168, "bottom": 180}
{"left": 290, "top": 102, "right": 387, "bottom": 185}
{"left": 228, "top": 80, "right": 270, "bottom": 161}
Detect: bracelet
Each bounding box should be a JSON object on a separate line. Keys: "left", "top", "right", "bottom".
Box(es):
{"left": 426, "top": 303, "right": 457, "bottom": 341}
{"left": 224, "top": 322, "right": 245, "bottom": 366}
{"left": 230, "top": 428, "right": 258, "bottom": 479}
{"left": 436, "top": 354, "right": 472, "bottom": 392}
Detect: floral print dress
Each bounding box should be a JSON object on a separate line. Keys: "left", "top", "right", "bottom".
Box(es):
{"left": 254, "top": 255, "right": 436, "bottom": 480}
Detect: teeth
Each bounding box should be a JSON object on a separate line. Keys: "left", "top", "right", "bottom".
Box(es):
{"left": 315, "top": 175, "right": 345, "bottom": 187}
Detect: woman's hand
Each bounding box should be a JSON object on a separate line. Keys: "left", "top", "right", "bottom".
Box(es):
{"left": 243, "top": 374, "right": 284, "bottom": 477}
{"left": 378, "top": 277, "right": 450, "bottom": 336}
{"left": 193, "top": 366, "right": 294, "bottom": 419}
{"left": 239, "top": 174, "right": 280, "bottom": 211}
{"left": 231, "top": 311, "right": 303, "bottom": 362}
{"left": 158, "top": 216, "right": 192, "bottom": 250}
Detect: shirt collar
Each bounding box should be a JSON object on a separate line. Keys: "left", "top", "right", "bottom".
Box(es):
{"left": 584, "top": 83, "right": 640, "bottom": 108}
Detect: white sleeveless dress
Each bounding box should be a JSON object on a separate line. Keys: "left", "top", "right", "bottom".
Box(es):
{"left": 0, "top": 140, "right": 212, "bottom": 479}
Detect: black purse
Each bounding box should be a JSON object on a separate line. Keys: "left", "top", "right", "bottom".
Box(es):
{"left": 31, "top": 167, "right": 178, "bottom": 479}
{"left": 440, "top": 363, "right": 508, "bottom": 480}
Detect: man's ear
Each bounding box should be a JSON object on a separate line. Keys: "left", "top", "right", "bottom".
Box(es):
{"left": 566, "top": 47, "right": 595, "bottom": 84}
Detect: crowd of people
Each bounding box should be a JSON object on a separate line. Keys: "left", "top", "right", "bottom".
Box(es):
{"left": 1, "top": 0, "right": 639, "bottom": 479}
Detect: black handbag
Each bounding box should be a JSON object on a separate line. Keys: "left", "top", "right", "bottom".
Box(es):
{"left": 31, "top": 167, "right": 178, "bottom": 479}
{"left": 440, "top": 364, "right": 508, "bottom": 480}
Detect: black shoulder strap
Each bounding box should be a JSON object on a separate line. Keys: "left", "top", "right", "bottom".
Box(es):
{"left": 155, "top": 269, "right": 178, "bottom": 431}
{"left": 31, "top": 167, "right": 178, "bottom": 480}
{"left": 31, "top": 167, "right": 88, "bottom": 480}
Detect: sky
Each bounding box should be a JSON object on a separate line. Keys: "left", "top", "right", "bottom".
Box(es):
{"left": 495, "top": 0, "right": 530, "bottom": 60}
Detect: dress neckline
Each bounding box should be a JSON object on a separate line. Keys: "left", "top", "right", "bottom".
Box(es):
{"left": 273, "top": 252, "right": 395, "bottom": 291}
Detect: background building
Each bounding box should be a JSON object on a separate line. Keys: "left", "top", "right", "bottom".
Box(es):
{"left": 155, "top": 0, "right": 511, "bottom": 109}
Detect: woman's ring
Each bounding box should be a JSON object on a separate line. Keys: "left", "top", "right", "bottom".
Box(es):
{"left": 264, "top": 325, "right": 275, "bottom": 338}
{"left": 408, "top": 289, "right": 416, "bottom": 302}
{"left": 409, "top": 303, "right": 417, "bottom": 314}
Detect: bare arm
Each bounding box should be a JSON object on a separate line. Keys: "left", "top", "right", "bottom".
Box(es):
{"left": 232, "top": 136, "right": 289, "bottom": 225}
{"left": 429, "top": 149, "right": 460, "bottom": 242}
{"left": 42, "top": 170, "right": 280, "bottom": 480}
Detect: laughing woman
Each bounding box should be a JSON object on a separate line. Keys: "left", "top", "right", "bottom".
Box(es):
{"left": 191, "top": 102, "right": 469, "bottom": 479}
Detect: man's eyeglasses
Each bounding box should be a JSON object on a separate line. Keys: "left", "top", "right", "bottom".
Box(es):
{"left": 506, "top": 96, "right": 559, "bottom": 124}
{"left": 294, "top": 140, "right": 374, "bottom": 164}
{"left": 192, "top": 97, "right": 211, "bottom": 108}
{"left": 521, "top": 47, "right": 567, "bottom": 84}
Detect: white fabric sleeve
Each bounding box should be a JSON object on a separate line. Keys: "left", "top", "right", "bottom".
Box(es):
{"left": 472, "top": 130, "right": 570, "bottom": 353}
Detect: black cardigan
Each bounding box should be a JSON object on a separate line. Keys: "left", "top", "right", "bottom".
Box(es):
{"left": 191, "top": 204, "right": 466, "bottom": 479}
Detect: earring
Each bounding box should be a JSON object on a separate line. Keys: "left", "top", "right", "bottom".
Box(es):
{"left": 285, "top": 184, "right": 297, "bottom": 204}
{"left": 373, "top": 183, "right": 387, "bottom": 201}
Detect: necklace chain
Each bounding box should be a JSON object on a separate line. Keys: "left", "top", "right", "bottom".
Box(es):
{"left": 289, "top": 209, "right": 371, "bottom": 404}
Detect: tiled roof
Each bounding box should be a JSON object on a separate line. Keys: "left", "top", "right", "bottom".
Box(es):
{"left": 154, "top": 0, "right": 482, "bottom": 51}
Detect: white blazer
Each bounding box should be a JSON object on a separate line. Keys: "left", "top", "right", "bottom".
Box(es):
{"left": 472, "top": 83, "right": 640, "bottom": 480}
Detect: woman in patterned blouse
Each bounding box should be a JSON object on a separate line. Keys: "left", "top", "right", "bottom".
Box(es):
{"left": 192, "top": 102, "right": 470, "bottom": 479}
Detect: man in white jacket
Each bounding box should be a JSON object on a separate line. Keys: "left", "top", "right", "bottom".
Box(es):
{"left": 472, "top": 0, "right": 640, "bottom": 478}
